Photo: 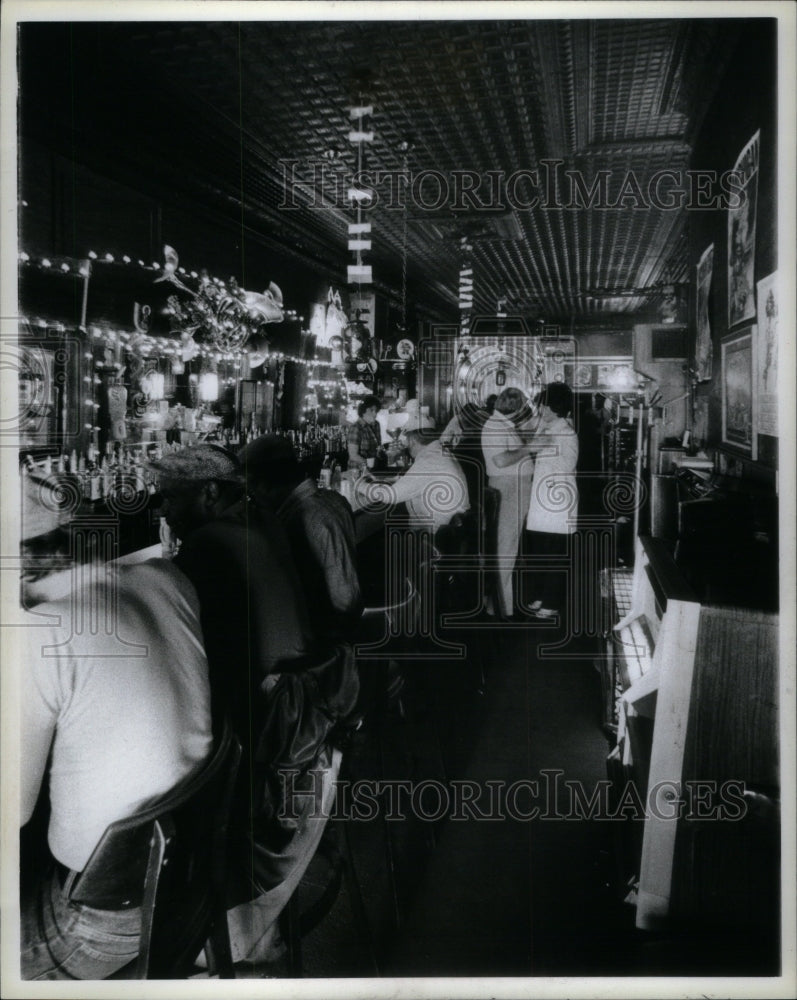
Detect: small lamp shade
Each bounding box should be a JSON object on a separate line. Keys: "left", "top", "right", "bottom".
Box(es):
{"left": 387, "top": 411, "right": 409, "bottom": 433}
{"left": 143, "top": 372, "right": 165, "bottom": 400}
{"left": 199, "top": 373, "right": 219, "bottom": 402}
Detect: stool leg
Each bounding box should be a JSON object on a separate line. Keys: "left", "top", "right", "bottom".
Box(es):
{"left": 204, "top": 912, "right": 235, "bottom": 978}
{"left": 376, "top": 729, "right": 403, "bottom": 930}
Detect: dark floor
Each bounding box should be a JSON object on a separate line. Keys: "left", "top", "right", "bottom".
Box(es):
{"left": 232, "top": 614, "right": 780, "bottom": 982}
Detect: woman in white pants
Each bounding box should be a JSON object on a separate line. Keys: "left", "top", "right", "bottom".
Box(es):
{"left": 480, "top": 387, "right": 535, "bottom": 618}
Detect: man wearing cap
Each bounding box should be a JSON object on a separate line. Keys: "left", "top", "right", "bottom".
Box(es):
{"left": 19, "top": 467, "right": 213, "bottom": 979}
{"left": 238, "top": 435, "right": 362, "bottom": 643}
{"left": 150, "top": 444, "right": 313, "bottom": 720}
{"left": 386, "top": 413, "right": 470, "bottom": 534}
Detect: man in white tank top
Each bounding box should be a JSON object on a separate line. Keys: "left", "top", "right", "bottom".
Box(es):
{"left": 19, "top": 489, "right": 212, "bottom": 980}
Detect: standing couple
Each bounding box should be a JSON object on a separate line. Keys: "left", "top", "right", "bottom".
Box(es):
{"left": 481, "top": 382, "right": 579, "bottom": 621}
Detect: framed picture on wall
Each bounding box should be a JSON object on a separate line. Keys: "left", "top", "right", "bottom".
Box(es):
{"left": 720, "top": 327, "right": 757, "bottom": 459}
{"left": 727, "top": 131, "right": 760, "bottom": 328}
{"left": 755, "top": 271, "right": 778, "bottom": 438}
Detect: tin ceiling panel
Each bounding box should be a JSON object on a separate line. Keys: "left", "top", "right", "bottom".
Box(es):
{"left": 19, "top": 18, "right": 743, "bottom": 327}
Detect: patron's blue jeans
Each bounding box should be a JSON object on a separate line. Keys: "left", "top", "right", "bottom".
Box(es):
{"left": 21, "top": 867, "right": 141, "bottom": 980}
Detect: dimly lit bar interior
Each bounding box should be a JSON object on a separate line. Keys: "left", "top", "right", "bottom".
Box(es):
{"left": 7, "top": 7, "right": 792, "bottom": 990}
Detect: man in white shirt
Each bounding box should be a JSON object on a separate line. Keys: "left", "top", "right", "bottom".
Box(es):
{"left": 19, "top": 482, "right": 212, "bottom": 980}
{"left": 389, "top": 413, "right": 470, "bottom": 534}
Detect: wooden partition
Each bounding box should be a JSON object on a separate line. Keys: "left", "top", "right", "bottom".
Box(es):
{"left": 607, "top": 536, "right": 779, "bottom": 933}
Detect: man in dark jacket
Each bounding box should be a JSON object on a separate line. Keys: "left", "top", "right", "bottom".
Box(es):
{"left": 152, "top": 445, "right": 313, "bottom": 727}
{"left": 150, "top": 444, "right": 358, "bottom": 964}
{"left": 239, "top": 434, "right": 362, "bottom": 642}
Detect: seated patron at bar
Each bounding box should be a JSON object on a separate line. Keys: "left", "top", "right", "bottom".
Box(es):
{"left": 149, "top": 444, "right": 358, "bottom": 964}
{"left": 19, "top": 472, "right": 213, "bottom": 980}
{"left": 239, "top": 434, "right": 362, "bottom": 641}
{"left": 151, "top": 446, "right": 313, "bottom": 711}
{"left": 387, "top": 412, "right": 470, "bottom": 534}
{"left": 439, "top": 401, "right": 493, "bottom": 510}
{"left": 347, "top": 396, "right": 383, "bottom": 471}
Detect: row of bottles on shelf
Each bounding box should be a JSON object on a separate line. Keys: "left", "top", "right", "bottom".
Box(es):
{"left": 23, "top": 442, "right": 184, "bottom": 504}
{"left": 214, "top": 423, "right": 349, "bottom": 458}
{"left": 280, "top": 424, "right": 349, "bottom": 455}
{"left": 22, "top": 423, "right": 352, "bottom": 505}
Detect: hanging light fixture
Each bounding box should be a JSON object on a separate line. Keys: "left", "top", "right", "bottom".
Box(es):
{"left": 495, "top": 337, "right": 507, "bottom": 386}
{"left": 458, "top": 236, "right": 474, "bottom": 336}
{"left": 455, "top": 231, "right": 475, "bottom": 404}
{"left": 142, "top": 371, "right": 165, "bottom": 401}
{"left": 347, "top": 99, "right": 374, "bottom": 287}
{"left": 397, "top": 140, "right": 412, "bottom": 341}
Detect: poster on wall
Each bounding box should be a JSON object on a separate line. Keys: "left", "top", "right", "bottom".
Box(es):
{"left": 695, "top": 243, "right": 714, "bottom": 381}
{"left": 756, "top": 270, "right": 778, "bottom": 437}
{"left": 727, "top": 130, "right": 760, "bottom": 327}
{"left": 692, "top": 394, "right": 710, "bottom": 447}
{"left": 721, "top": 327, "right": 757, "bottom": 459}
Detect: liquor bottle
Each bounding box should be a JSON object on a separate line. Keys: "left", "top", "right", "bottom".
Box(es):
{"left": 330, "top": 457, "right": 341, "bottom": 492}
{"left": 101, "top": 455, "right": 113, "bottom": 499}
{"left": 87, "top": 454, "right": 103, "bottom": 502}
{"left": 319, "top": 453, "right": 333, "bottom": 489}
{"left": 134, "top": 453, "right": 146, "bottom": 494}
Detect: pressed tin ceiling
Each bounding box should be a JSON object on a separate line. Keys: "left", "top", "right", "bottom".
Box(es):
{"left": 18, "top": 17, "right": 743, "bottom": 328}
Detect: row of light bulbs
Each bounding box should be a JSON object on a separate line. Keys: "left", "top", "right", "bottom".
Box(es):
{"left": 21, "top": 248, "right": 348, "bottom": 410}
{"left": 19, "top": 250, "right": 305, "bottom": 323}
{"left": 24, "top": 314, "right": 331, "bottom": 372}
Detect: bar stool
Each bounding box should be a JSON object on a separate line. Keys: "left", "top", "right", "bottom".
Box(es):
{"left": 69, "top": 719, "right": 242, "bottom": 979}
{"left": 356, "top": 574, "right": 417, "bottom": 717}
{"left": 352, "top": 575, "right": 418, "bottom": 930}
